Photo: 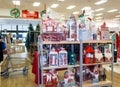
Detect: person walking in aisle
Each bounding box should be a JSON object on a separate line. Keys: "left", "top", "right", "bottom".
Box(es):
{"left": 0, "top": 35, "right": 6, "bottom": 63}
{"left": 0, "top": 35, "right": 3, "bottom": 63}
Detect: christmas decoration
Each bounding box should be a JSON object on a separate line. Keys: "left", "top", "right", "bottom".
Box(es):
{"left": 98, "top": 65, "right": 106, "bottom": 81}
{"left": 25, "top": 23, "right": 34, "bottom": 51}
{"left": 66, "top": 14, "right": 77, "bottom": 41}
{"left": 84, "top": 45, "right": 95, "bottom": 64}
{"left": 10, "top": 8, "right": 20, "bottom": 18}
{"left": 62, "top": 68, "right": 75, "bottom": 87}
{"left": 68, "top": 52, "right": 76, "bottom": 65}
{"left": 43, "top": 69, "right": 58, "bottom": 87}
{"left": 58, "top": 48, "right": 68, "bottom": 66}
{"left": 49, "top": 48, "right": 58, "bottom": 66}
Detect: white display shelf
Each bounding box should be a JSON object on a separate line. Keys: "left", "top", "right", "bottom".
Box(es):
{"left": 42, "top": 40, "right": 113, "bottom": 44}
{"left": 83, "top": 80, "right": 112, "bottom": 87}
{"left": 43, "top": 64, "right": 80, "bottom": 70}
{"left": 42, "top": 62, "right": 112, "bottom": 70}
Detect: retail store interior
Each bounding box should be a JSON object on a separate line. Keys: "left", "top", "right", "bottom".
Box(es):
{"left": 0, "top": 0, "right": 120, "bottom": 87}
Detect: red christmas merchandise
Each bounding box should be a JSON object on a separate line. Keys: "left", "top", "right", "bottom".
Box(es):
{"left": 49, "top": 48, "right": 58, "bottom": 66}
{"left": 100, "top": 22, "right": 109, "bottom": 40}
{"left": 43, "top": 69, "right": 58, "bottom": 87}
{"left": 42, "top": 16, "right": 55, "bottom": 32}
{"left": 32, "top": 51, "right": 42, "bottom": 84}
{"left": 41, "top": 32, "right": 63, "bottom": 41}
{"left": 63, "top": 68, "right": 75, "bottom": 86}
{"left": 32, "top": 51, "right": 38, "bottom": 74}
{"left": 84, "top": 45, "right": 95, "bottom": 64}
{"left": 58, "top": 48, "right": 68, "bottom": 66}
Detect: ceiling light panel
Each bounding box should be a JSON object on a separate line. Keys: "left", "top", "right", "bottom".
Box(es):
{"left": 115, "top": 15, "right": 120, "bottom": 17}
{"left": 95, "top": 8, "right": 104, "bottom": 12}
{"left": 94, "top": 0, "right": 108, "bottom": 5}
{"left": 73, "top": 11, "right": 79, "bottom": 15}
{"left": 13, "top": 0, "right": 20, "bottom": 5}
{"left": 66, "top": 5, "right": 76, "bottom": 9}
{"left": 33, "top": 2, "right": 40, "bottom": 7}
{"left": 107, "top": 9, "right": 118, "bottom": 13}
{"left": 51, "top": 4, "right": 59, "bottom": 8}
{"left": 95, "top": 13, "right": 103, "bottom": 16}
{"left": 95, "top": 17, "right": 103, "bottom": 20}
{"left": 58, "top": 0, "right": 65, "bottom": 1}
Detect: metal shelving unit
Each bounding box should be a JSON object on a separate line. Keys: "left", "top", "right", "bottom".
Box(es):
{"left": 37, "top": 37, "right": 113, "bottom": 87}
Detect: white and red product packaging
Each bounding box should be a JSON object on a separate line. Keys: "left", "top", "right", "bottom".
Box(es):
{"left": 58, "top": 48, "right": 68, "bottom": 66}
{"left": 49, "top": 48, "right": 58, "bottom": 67}
{"left": 100, "top": 27, "right": 110, "bottom": 40}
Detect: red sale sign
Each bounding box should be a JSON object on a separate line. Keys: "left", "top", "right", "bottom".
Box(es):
{"left": 22, "top": 10, "right": 39, "bottom": 19}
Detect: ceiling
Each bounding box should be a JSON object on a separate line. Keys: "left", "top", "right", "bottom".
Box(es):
{"left": 0, "top": 0, "right": 120, "bottom": 21}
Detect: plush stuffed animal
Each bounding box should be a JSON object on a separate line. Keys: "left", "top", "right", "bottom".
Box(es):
{"left": 98, "top": 65, "right": 106, "bottom": 81}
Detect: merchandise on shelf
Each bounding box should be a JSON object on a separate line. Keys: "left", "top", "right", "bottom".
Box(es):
{"left": 84, "top": 45, "right": 95, "bottom": 64}
{"left": 92, "top": 65, "right": 99, "bottom": 83}
{"left": 101, "top": 27, "right": 110, "bottom": 40}
{"left": 62, "top": 68, "right": 75, "bottom": 87}
{"left": 49, "top": 48, "right": 58, "bottom": 66}
{"left": 43, "top": 69, "right": 58, "bottom": 87}
{"left": 68, "top": 52, "right": 77, "bottom": 65}
{"left": 66, "top": 14, "right": 77, "bottom": 41}
{"left": 41, "top": 50, "right": 48, "bottom": 66}
{"left": 41, "top": 32, "right": 64, "bottom": 41}
{"left": 58, "top": 48, "right": 68, "bottom": 66}
{"left": 98, "top": 65, "right": 106, "bottom": 81}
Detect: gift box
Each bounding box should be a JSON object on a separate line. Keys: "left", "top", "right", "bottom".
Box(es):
{"left": 41, "top": 32, "right": 64, "bottom": 41}
{"left": 100, "top": 27, "right": 110, "bottom": 40}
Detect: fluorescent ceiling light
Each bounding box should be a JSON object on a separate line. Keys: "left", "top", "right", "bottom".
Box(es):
{"left": 58, "top": 0, "right": 65, "bottom": 1}
{"left": 95, "top": 17, "right": 103, "bottom": 20}
{"left": 94, "top": 0, "right": 108, "bottom": 5}
{"left": 95, "top": 13, "right": 103, "bottom": 16}
{"left": 33, "top": 2, "right": 40, "bottom": 6}
{"left": 51, "top": 4, "right": 59, "bottom": 8}
{"left": 13, "top": 0, "right": 20, "bottom": 5}
{"left": 113, "top": 18, "right": 120, "bottom": 20}
{"left": 82, "top": 6, "right": 91, "bottom": 11}
{"left": 61, "top": 17, "right": 65, "bottom": 20}
{"left": 95, "top": 20, "right": 102, "bottom": 22}
{"left": 61, "top": 15, "right": 64, "bottom": 17}
{"left": 73, "top": 11, "right": 79, "bottom": 15}
{"left": 107, "top": 9, "right": 118, "bottom": 13}
{"left": 95, "top": 8, "right": 104, "bottom": 12}
{"left": 115, "top": 15, "right": 120, "bottom": 17}
{"left": 66, "top": 5, "right": 76, "bottom": 9}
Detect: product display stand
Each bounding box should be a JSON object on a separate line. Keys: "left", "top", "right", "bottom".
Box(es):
{"left": 80, "top": 39, "right": 83, "bottom": 87}
{"left": 37, "top": 36, "right": 114, "bottom": 87}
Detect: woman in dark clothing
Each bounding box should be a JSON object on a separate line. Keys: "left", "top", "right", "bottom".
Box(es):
{"left": 0, "top": 35, "right": 3, "bottom": 63}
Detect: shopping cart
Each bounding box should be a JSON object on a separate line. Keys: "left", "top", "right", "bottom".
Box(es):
{"left": 1, "top": 44, "right": 28, "bottom": 78}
